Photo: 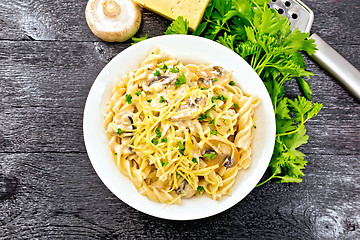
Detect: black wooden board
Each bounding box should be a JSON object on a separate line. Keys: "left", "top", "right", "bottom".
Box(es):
{"left": 1, "top": 0, "right": 359, "bottom": 239}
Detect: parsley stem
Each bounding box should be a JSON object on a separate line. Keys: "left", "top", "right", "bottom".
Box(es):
{"left": 256, "top": 172, "right": 281, "bottom": 187}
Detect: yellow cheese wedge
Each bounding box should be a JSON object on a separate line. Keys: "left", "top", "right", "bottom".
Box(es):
{"left": 134, "top": 0, "right": 210, "bottom": 31}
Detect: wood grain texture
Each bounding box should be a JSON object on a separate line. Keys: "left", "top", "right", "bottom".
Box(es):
{"left": 0, "top": 0, "right": 359, "bottom": 239}
{"left": 0, "top": 153, "right": 359, "bottom": 239}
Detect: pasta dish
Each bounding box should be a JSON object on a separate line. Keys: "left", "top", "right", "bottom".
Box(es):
{"left": 104, "top": 48, "right": 259, "bottom": 204}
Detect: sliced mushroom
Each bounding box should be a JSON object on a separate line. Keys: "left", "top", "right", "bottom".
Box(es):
{"left": 113, "top": 111, "right": 135, "bottom": 131}
{"left": 196, "top": 66, "right": 231, "bottom": 88}
{"left": 199, "top": 136, "right": 240, "bottom": 168}
{"left": 148, "top": 75, "right": 171, "bottom": 87}
{"left": 85, "top": 0, "right": 141, "bottom": 42}
{"left": 175, "top": 180, "right": 196, "bottom": 198}
{"left": 144, "top": 72, "right": 178, "bottom": 93}
{"left": 170, "top": 98, "right": 206, "bottom": 121}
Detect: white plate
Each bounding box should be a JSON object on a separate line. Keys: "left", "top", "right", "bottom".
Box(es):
{"left": 83, "top": 35, "right": 275, "bottom": 220}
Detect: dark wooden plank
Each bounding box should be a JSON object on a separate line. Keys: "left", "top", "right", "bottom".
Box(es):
{"left": 0, "top": 0, "right": 359, "bottom": 239}
{"left": 0, "top": 1, "right": 169, "bottom": 42}
{"left": 0, "top": 0, "right": 358, "bottom": 46}
{"left": 0, "top": 153, "right": 359, "bottom": 239}
{"left": 308, "top": 0, "right": 360, "bottom": 47}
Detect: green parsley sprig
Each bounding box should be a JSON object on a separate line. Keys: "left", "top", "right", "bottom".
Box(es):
{"left": 131, "top": 34, "right": 148, "bottom": 45}
{"left": 165, "top": 0, "right": 322, "bottom": 185}
{"left": 176, "top": 73, "right": 187, "bottom": 87}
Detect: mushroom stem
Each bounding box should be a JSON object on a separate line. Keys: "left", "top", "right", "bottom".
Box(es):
{"left": 102, "top": 0, "right": 121, "bottom": 17}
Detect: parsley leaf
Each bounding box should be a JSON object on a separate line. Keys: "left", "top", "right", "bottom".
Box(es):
{"left": 161, "top": 160, "right": 169, "bottom": 167}
{"left": 170, "top": 66, "right": 180, "bottom": 73}
{"left": 153, "top": 69, "right": 160, "bottom": 76}
{"left": 147, "top": 99, "right": 152, "bottom": 103}
{"left": 229, "top": 81, "right": 235, "bottom": 86}
{"left": 151, "top": 138, "right": 159, "bottom": 145}
{"left": 155, "top": 128, "right": 162, "bottom": 138}
{"left": 131, "top": 34, "right": 148, "bottom": 45}
{"left": 125, "top": 94, "right": 132, "bottom": 104}
{"left": 233, "top": 103, "right": 238, "bottom": 109}
{"left": 159, "top": 96, "right": 165, "bottom": 103}
{"left": 216, "top": 94, "right": 227, "bottom": 101}
{"left": 160, "top": 62, "right": 168, "bottom": 72}
{"left": 175, "top": 73, "right": 187, "bottom": 87}
{"left": 197, "top": 186, "right": 204, "bottom": 195}
{"left": 165, "top": 16, "right": 189, "bottom": 35}
{"left": 192, "top": 158, "right": 198, "bottom": 164}
{"left": 210, "top": 130, "right": 218, "bottom": 135}
{"left": 203, "top": 152, "right": 216, "bottom": 160}
{"left": 135, "top": 90, "right": 141, "bottom": 96}
{"left": 117, "top": 128, "right": 123, "bottom": 135}
{"left": 161, "top": 137, "right": 168, "bottom": 143}
{"left": 176, "top": 141, "right": 185, "bottom": 155}
{"left": 198, "top": 108, "right": 211, "bottom": 121}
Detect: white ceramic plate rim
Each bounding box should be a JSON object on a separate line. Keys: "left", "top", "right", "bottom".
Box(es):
{"left": 83, "top": 35, "right": 275, "bottom": 220}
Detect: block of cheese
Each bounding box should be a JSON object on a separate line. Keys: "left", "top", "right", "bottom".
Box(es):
{"left": 134, "top": 0, "right": 210, "bottom": 31}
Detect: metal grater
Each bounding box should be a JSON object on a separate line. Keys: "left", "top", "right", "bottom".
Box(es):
{"left": 268, "top": 0, "right": 314, "bottom": 33}
{"left": 268, "top": 0, "right": 360, "bottom": 101}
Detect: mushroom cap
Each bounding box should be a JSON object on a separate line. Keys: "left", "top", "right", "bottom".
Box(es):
{"left": 85, "top": 0, "right": 141, "bottom": 42}
{"left": 196, "top": 66, "right": 231, "bottom": 88}
{"left": 200, "top": 136, "right": 240, "bottom": 168}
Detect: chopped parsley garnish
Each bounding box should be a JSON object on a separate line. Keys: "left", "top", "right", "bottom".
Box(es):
{"left": 203, "top": 152, "right": 216, "bottom": 160}
{"left": 160, "top": 62, "right": 168, "bottom": 72}
{"left": 147, "top": 99, "right": 152, "bottom": 103}
{"left": 114, "top": 153, "right": 118, "bottom": 155}
{"left": 159, "top": 96, "right": 165, "bottom": 103}
{"left": 253, "top": 125, "right": 257, "bottom": 129}
{"left": 153, "top": 69, "right": 160, "bottom": 76}
{"left": 177, "top": 141, "right": 185, "bottom": 155}
{"left": 155, "top": 128, "right": 162, "bottom": 138}
{"left": 209, "top": 119, "right": 215, "bottom": 125}
{"left": 198, "top": 108, "right": 211, "bottom": 121}
{"left": 210, "top": 130, "right": 218, "bottom": 135}
{"left": 223, "top": 119, "right": 227, "bottom": 125}
{"left": 117, "top": 128, "right": 123, "bottom": 135}
{"left": 216, "top": 95, "right": 227, "bottom": 101}
{"left": 175, "top": 73, "right": 186, "bottom": 87}
{"left": 229, "top": 81, "right": 235, "bottom": 86}
{"left": 192, "top": 158, "right": 198, "bottom": 164}
{"left": 197, "top": 186, "right": 204, "bottom": 195}
{"left": 151, "top": 138, "right": 159, "bottom": 145}
{"left": 161, "top": 137, "right": 168, "bottom": 143}
{"left": 170, "top": 66, "right": 180, "bottom": 73}
{"left": 125, "top": 94, "right": 132, "bottom": 104}
{"left": 213, "top": 77, "right": 218, "bottom": 82}
{"left": 161, "top": 160, "right": 169, "bottom": 167}
{"left": 233, "top": 103, "right": 238, "bottom": 109}
{"left": 135, "top": 90, "right": 141, "bottom": 96}
{"left": 211, "top": 96, "right": 216, "bottom": 103}
{"left": 200, "top": 87, "right": 207, "bottom": 90}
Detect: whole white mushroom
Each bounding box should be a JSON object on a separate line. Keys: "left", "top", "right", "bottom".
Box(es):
{"left": 85, "top": 0, "right": 141, "bottom": 42}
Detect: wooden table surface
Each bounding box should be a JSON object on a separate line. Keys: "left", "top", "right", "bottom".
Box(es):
{"left": 1, "top": 0, "right": 359, "bottom": 239}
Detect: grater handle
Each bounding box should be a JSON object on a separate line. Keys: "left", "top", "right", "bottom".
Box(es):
{"left": 310, "top": 33, "right": 360, "bottom": 101}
